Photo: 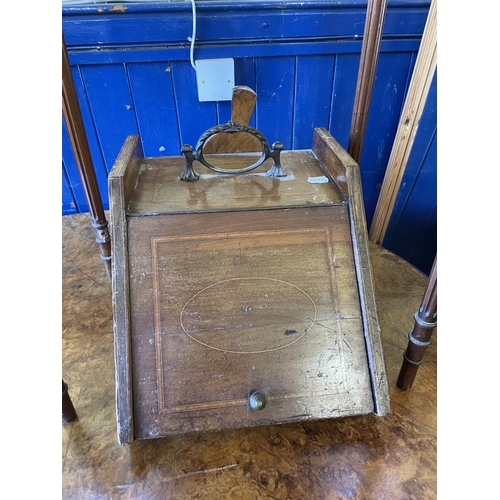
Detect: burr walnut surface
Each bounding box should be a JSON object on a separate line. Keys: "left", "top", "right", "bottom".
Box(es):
{"left": 62, "top": 212, "right": 436, "bottom": 500}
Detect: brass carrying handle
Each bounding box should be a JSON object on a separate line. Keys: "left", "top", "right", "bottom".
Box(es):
{"left": 179, "top": 121, "right": 285, "bottom": 181}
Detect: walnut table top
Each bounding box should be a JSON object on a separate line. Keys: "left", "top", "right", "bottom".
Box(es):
{"left": 62, "top": 212, "right": 436, "bottom": 500}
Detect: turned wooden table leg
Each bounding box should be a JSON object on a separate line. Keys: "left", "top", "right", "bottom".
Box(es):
{"left": 397, "top": 255, "right": 437, "bottom": 390}
{"left": 62, "top": 379, "right": 77, "bottom": 423}
{"left": 62, "top": 34, "right": 112, "bottom": 280}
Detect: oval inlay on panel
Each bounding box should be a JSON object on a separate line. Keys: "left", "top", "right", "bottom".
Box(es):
{"left": 180, "top": 277, "right": 317, "bottom": 354}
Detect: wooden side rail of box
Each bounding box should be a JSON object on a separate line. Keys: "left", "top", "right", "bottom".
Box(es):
{"left": 108, "top": 134, "right": 144, "bottom": 445}
{"left": 312, "top": 127, "right": 390, "bottom": 417}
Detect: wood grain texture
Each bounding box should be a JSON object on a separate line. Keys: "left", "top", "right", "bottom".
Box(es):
{"left": 369, "top": 0, "right": 437, "bottom": 244}
{"left": 347, "top": 0, "right": 388, "bottom": 164}
{"left": 108, "top": 134, "right": 144, "bottom": 445}
{"left": 203, "top": 86, "right": 261, "bottom": 154}
{"left": 62, "top": 34, "right": 112, "bottom": 278}
{"left": 106, "top": 129, "right": 387, "bottom": 447}
{"left": 109, "top": 129, "right": 387, "bottom": 443}
{"left": 62, "top": 212, "right": 436, "bottom": 500}
{"left": 127, "top": 207, "right": 374, "bottom": 439}
{"left": 312, "top": 128, "right": 350, "bottom": 199}
{"left": 313, "top": 128, "right": 389, "bottom": 416}
{"left": 127, "top": 150, "right": 344, "bottom": 215}
{"left": 62, "top": 35, "right": 105, "bottom": 219}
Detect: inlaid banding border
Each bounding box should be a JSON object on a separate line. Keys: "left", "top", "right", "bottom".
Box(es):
{"left": 150, "top": 227, "right": 360, "bottom": 414}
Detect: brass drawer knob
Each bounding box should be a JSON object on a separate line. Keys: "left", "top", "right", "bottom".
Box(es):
{"left": 249, "top": 391, "right": 267, "bottom": 411}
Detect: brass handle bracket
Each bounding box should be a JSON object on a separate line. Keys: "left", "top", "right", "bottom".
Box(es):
{"left": 180, "top": 121, "right": 285, "bottom": 181}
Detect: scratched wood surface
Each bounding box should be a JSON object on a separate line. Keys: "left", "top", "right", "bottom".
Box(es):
{"left": 128, "top": 207, "right": 373, "bottom": 439}
{"left": 108, "top": 134, "right": 145, "bottom": 445}
{"left": 62, "top": 212, "right": 437, "bottom": 499}
{"left": 117, "top": 135, "right": 387, "bottom": 441}
{"left": 127, "top": 150, "right": 344, "bottom": 215}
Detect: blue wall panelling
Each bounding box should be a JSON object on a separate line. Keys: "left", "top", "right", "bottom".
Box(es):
{"left": 127, "top": 62, "right": 181, "bottom": 157}
{"left": 62, "top": 164, "right": 77, "bottom": 215}
{"left": 359, "top": 50, "right": 416, "bottom": 227}
{"left": 293, "top": 55, "right": 335, "bottom": 150}
{"left": 62, "top": 0, "right": 436, "bottom": 274}
{"left": 62, "top": 65, "right": 110, "bottom": 214}
{"left": 383, "top": 71, "right": 437, "bottom": 276}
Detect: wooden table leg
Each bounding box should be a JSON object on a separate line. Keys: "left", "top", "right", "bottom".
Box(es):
{"left": 397, "top": 255, "right": 437, "bottom": 390}
{"left": 62, "top": 379, "right": 77, "bottom": 423}
{"left": 62, "top": 33, "right": 112, "bottom": 280}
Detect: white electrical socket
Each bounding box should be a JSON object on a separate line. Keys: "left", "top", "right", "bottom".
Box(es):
{"left": 195, "top": 58, "right": 234, "bottom": 102}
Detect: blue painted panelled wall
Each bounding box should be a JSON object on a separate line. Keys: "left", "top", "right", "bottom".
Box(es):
{"left": 62, "top": 0, "right": 436, "bottom": 275}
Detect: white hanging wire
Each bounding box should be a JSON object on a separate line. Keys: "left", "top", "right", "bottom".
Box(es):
{"left": 188, "top": 0, "right": 197, "bottom": 70}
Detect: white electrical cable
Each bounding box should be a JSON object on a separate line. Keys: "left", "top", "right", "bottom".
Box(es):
{"left": 188, "top": 0, "right": 197, "bottom": 70}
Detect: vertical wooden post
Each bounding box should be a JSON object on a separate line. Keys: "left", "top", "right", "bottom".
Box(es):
{"left": 62, "top": 34, "right": 112, "bottom": 280}
{"left": 369, "top": 0, "right": 437, "bottom": 244}
{"left": 397, "top": 255, "right": 437, "bottom": 390}
{"left": 348, "top": 0, "right": 388, "bottom": 164}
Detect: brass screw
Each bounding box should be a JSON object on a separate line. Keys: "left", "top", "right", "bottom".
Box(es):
{"left": 249, "top": 391, "right": 267, "bottom": 411}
